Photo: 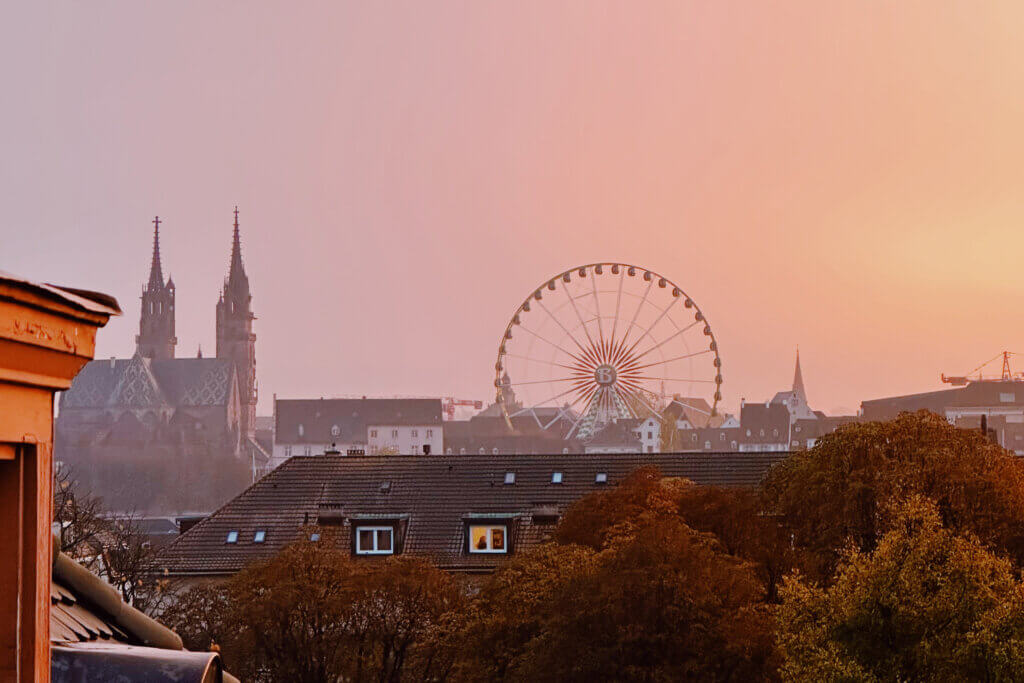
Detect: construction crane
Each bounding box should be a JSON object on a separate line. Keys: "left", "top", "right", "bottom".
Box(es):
{"left": 441, "top": 397, "right": 484, "bottom": 421}
{"left": 941, "top": 351, "right": 1024, "bottom": 386}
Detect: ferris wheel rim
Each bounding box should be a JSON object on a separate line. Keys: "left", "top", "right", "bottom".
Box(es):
{"left": 494, "top": 262, "right": 723, "bottom": 436}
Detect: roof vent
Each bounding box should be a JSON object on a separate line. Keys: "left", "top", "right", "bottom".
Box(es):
{"left": 317, "top": 504, "right": 345, "bottom": 526}
{"left": 379, "top": 481, "right": 392, "bottom": 494}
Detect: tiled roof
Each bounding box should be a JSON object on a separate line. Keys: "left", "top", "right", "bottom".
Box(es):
{"left": 159, "top": 451, "right": 789, "bottom": 576}
{"left": 275, "top": 398, "right": 443, "bottom": 445}
{"left": 51, "top": 579, "right": 129, "bottom": 644}
{"left": 60, "top": 356, "right": 236, "bottom": 409}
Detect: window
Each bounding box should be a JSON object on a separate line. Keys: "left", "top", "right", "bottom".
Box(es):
{"left": 759, "top": 429, "right": 765, "bottom": 437}
{"left": 562, "top": 448, "right": 569, "bottom": 454}
{"left": 460, "top": 448, "right": 466, "bottom": 455}
{"left": 719, "top": 433, "right": 725, "bottom": 441}
{"left": 411, "top": 429, "right": 419, "bottom": 438}
{"left": 298, "top": 424, "right": 304, "bottom": 437}
{"left": 253, "top": 530, "right": 266, "bottom": 543}
{"left": 1002, "top": 393, "right": 1016, "bottom": 403}
{"left": 551, "top": 472, "right": 563, "bottom": 484}
{"left": 469, "top": 524, "right": 507, "bottom": 554}
{"left": 731, "top": 440, "right": 737, "bottom": 449}
{"left": 284, "top": 446, "right": 292, "bottom": 457}
{"left": 646, "top": 445, "right": 653, "bottom": 453}
{"left": 795, "top": 426, "right": 801, "bottom": 433}
{"left": 309, "top": 533, "right": 321, "bottom": 542}
{"left": 504, "top": 472, "right": 516, "bottom": 485}
{"left": 704, "top": 441, "right": 711, "bottom": 449}
{"left": 773, "top": 429, "right": 778, "bottom": 437}
{"left": 647, "top": 431, "right": 653, "bottom": 439}
{"left": 226, "top": 531, "right": 238, "bottom": 544}
{"left": 303, "top": 447, "right": 311, "bottom": 456}
{"left": 331, "top": 425, "right": 340, "bottom": 437}
{"left": 392, "top": 429, "right": 399, "bottom": 438}
{"left": 492, "top": 447, "right": 499, "bottom": 455}
{"left": 370, "top": 429, "right": 378, "bottom": 438}
{"left": 426, "top": 429, "right": 433, "bottom": 438}
{"left": 595, "top": 472, "right": 608, "bottom": 484}
{"left": 356, "top": 526, "right": 394, "bottom": 555}
{"left": 746, "top": 429, "right": 751, "bottom": 437}
{"left": 446, "top": 448, "right": 453, "bottom": 454}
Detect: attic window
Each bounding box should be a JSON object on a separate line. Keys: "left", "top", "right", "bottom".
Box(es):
{"left": 355, "top": 526, "right": 394, "bottom": 555}
{"left": 551, "top": 472, "right": 563, "bottom": 484}
{"left": 504, "top": 472, "right": 516, "bottom": 485}
{"left": 469, "top": 524, "right": 507, "bottom": 554}
{"left": 253, "top": 530, "right": 266, "bottom": 543}
{"left": 379, "top": 481, "right": 392, "bottom": 494}
{"left": 595, "top": 472, "right": 608, "bottom": 484}
{"left": 226, "top": 530, "right": 238, "bottom": 544}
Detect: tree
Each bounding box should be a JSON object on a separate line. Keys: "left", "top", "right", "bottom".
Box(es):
{"left": 53, "top": 464, "right": 107, "bottom": 570}
{"left": 675, "top": 485, "right": 796, "bottom": 602}
{"left": 452, "top": 467, "right": 778, "bottom": 681}
{"left": 166, "top": 542, "right": 462, "bottom": 682}
{"left": 762, "top": 411, "right": 1024, "bottom": 581}
{"left": 777, "top": 496, "right": 1024, "bottom": 681}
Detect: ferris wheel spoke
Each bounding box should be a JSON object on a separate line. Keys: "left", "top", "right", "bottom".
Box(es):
{"left": 512, "top": 384, "right": 588, "bottom": 415}
{"left": 609, "top": 268, "right": 625, "bottom": 353}
{"left": 617, "top": 384, "right": 665, "bottom": 422}
{"left": 618, "top": 278, "right": 653, "bottom": 352}
{"left": 502, "top": 353, "right": 581, "bottom": 373}
{"left": 628, "top": 320, "right": 700, "bottom": 365}
{"left": 623, "top": 296, "right": 680, "bottom": 360}
{"left": 518, "top": 324, "right": 590, "bottom": 367}
{"left": 535, "top": 298, "right": 593, "bottom": 359}
{"left": 610, "top": 385, "right": 638, "bottom": 419}
{"left": 503, "top": 376, "right": 591, "bottom": 387}
{"left": 559, "top": 280, "right": 599, "bottom": 353}
{"left": 623, "top": 348, "right": 713, "bottom": 373}
{"left": 590, "top": 272, "right": 606, "bottom": 350}
{"left": 565, "top": 386, "right": 601, "bottom": 439}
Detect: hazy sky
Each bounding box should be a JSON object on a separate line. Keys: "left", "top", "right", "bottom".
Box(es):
{"left": 6, "top": 2, "right": 1024, "bottom": 416}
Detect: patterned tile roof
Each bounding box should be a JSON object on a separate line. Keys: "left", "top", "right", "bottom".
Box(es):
{"left": 159, "top": 451, "right": 789, "bottom": 576}
{"left": 60, "top": 356, "right": 236, "bottom": 409}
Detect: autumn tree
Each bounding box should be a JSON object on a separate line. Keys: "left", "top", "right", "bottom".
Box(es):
{"left": 777, "top": 496, "right": 1024, "bottom": 681}
{"left": 762, "top": 411, "right": 1024, "bottom": 581}
{"left": 162, "top": 542, "right": 462, "bottom": 682}
{"left": 452, "top": 467, "right": 778, "bottom": 681}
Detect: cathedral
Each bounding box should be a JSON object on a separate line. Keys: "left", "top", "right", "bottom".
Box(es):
{"left": 56, "top": 210, "right": 267, "bottom": 475}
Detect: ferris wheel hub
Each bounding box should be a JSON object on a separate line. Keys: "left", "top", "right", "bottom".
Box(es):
{"left": 594, "top": 364, "right": 618, "bottom": 386}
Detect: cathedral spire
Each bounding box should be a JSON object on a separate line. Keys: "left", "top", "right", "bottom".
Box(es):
{"left": 793, "top": 349, "right": 808, "bottom": 403}
{"left": 226, "top": 206, "right": 249, "bottom": 296}
{"left": 148, "top": 216, "right": 164, "bottom": 291}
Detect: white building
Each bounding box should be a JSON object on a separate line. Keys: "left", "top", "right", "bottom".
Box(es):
{"left": 271, "top": 397, "right": 444, "bottom": 468}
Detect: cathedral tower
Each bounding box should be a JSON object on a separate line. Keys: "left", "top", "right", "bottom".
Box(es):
{"left": 216, "top": 207, "right": 257, "bottom": 439}
{"left": 136, "top": 216, "right": 177, "bottom": 359}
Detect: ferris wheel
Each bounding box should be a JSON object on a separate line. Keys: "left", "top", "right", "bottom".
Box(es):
{"left": 494, "top": 263, "right": 722, "bottom": 439}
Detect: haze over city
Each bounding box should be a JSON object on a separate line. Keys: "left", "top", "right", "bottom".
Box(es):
{"left": 7, "top": 2, "right": 1024, "bottom": 416}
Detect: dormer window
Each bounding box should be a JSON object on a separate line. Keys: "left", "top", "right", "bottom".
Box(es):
{"left": 226, "top": 530, "right": 238, "bottom": 544}
{"left": 551, "top": 472, "right": 563, "bottom": 484}
{"left": 504, "top": 472, "right": 516, "bottom": 485}
{"left": 355, "top": 526, "right": 394, "bottom": 555}
{"left": 468, "top": 524, "right": 507, "bottom": 554}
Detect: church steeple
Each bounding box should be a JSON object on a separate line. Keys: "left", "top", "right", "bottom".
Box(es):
{"left": 793, "top": 349, "right": 808, "bottom": 404}
{"left": 148, "top": 216, "right": 164, "bottom": 290}
{"left": 217, "top": 207, "right": 257, "bottom": 441}
{"left": 136, "top": 216, "right": 176, "bottom": 359}
{"left": 225, "top": 206, "right": 250, "bottom": 300}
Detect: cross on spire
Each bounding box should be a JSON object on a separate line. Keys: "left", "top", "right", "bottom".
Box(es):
{"left": 148, "top": 215, "right": 165, "bottom": 290}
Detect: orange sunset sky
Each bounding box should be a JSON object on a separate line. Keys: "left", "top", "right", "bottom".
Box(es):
{"left": 5, "top": 2, "right": 1024, "bottom": 416}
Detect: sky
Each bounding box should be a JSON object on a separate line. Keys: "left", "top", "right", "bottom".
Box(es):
{"left": 5, "top": 1, "right": 1024, "bottom": 417}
